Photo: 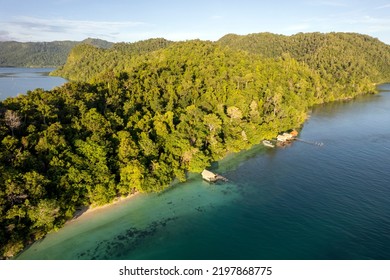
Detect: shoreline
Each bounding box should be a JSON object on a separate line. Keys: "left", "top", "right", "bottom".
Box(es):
{"left": 66, "top": 89, "right": 383, "bottom": 224}
{"left": 67, "top": 191, "right": 140, "bottom": 224}
{"left": 15, "top": 86, "right": 389, "bottom": 260}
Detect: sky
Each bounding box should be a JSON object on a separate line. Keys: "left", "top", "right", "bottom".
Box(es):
{"left": 1, "top": 0, "right": 390, "bottom": 44}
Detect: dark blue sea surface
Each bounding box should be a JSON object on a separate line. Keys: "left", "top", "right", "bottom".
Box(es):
{"left": 0, "top": 67, "right": 67, "bottom": 100}
{"left": 17, "top": 84, "right": 390, "bottom": 260}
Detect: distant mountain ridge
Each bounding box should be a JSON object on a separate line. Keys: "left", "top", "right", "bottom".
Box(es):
{"left": 0, "top": 38, "right": 113, "bottom": 67}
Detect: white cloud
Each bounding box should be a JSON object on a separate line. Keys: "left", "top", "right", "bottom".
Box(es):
{"left": 1, "top": 16, "right": 146, "bottom": 42}
{"left": 0, "top": 30, "right": 12, "bottom": 41}
{"left": 0, "top": 15, "right": 225, "bottom": 43}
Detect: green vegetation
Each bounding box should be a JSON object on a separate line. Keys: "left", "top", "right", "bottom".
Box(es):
{"left": 51, "top": 38, "right": 173, "bottom": 81}
{"left": 1, "top": 32, "right": 389, "bottom": 258}
{"left": 218, "top": 32, "right": 390, "bottom": 98}
{"left": 0, "top": 38, "right": 112, "bottom": 67}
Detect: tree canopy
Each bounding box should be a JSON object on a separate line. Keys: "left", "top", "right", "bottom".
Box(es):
{"left": 1, "top": 33, "right": 389, "bottom": 258}
{"left": 0, "top": 38, "right": 112, "bottom": 67}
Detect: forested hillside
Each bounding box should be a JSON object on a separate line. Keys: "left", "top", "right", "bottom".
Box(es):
{"left": 54, "top": 32, "right": 390, "bottom": 100}
{"left": 0, "top": 38, "right": 112, "bottom": 67}
{"left": 51, "top": 38, "right": 173, "bottom": 81}
{"left": 219, "top": 32, "right": 390, "bottom": 95}
{"left": 0, "top": 33, "right": 389, "bottom": 258}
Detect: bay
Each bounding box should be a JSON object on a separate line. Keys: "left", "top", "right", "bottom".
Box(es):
{"left": 16, "top": 84, "right": 390, "bottom": 260}
{"left": 0, "top": 67, "right": 67, "bottom": 100}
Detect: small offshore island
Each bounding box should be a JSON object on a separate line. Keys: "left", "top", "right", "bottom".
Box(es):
{"left": 1, "top": 32, "right": 390, "bottom": 259}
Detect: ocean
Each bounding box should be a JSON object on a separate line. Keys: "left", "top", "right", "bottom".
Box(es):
{"left": 14, "top": 83, "right": 390, "bottom": 260}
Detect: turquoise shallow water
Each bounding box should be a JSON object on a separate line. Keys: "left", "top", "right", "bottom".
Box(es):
{"left": 17, "top": 84, "right": 390, "bottom": 260}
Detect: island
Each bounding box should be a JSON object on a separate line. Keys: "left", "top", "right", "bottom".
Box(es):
{"left": 1, "top": 32, "right": 390, "bottom": 259}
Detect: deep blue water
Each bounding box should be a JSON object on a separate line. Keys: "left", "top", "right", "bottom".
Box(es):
{"left": 0, "top": 67, "right": 67, "bottom": 100}
{"left": 17, "top": 84, "right": 390, "bottom": 260}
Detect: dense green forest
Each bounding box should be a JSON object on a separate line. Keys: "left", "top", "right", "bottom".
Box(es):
{"left": 0, "top": 38, "right": 112, "bottom": 67}
{"left": 219, "top": 32, "right": 390, "bottom": 95}
{"left": 1, "top": 33, "right": 389, "bottom": 258}
{"left": 51, "top": 38, "right": 174, "bottom": 81}
{"left": 55, "top": 33, "right": 389, "bottom": 100}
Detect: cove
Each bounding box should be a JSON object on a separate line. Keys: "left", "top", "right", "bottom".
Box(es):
{"left": 0, "top": 67, "right": 67, "bottom": 100}
{"left": 17, "top": 84, "right": 390, "bottom": 260}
